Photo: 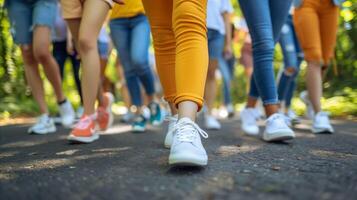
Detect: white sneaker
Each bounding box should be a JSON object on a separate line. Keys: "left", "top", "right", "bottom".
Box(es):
{"left": 240, "top": 108, "right": 259, "bottom": 135}
{"left": 164, "top": 115, "right": 178, "bottom": 148}
{"left": 28, "top": 114, "right": 56, "bottom": 135}
{"left": 287, "top": 109, "right": 301, "bottom": 125}
{"left": 263, "top": 113, "right": 295, "bottom": 142}
{"left": 204, "top": 115, "right": 221, "bottom": 130}
{"left": 169, "top": 118, "right": 208, "bottom": 166}
{"left": 300, "top": 91, "right": 314, "bottom": 119}
{"left": 284, "top": 114, "right": 292, "bottom": 127}
{"left": 121, "top": 111, "right": 134, "bottom": 123}
{"left": 312, "top": 112, "right": 334, "bottom": 134}
{"left": 59, "top": 100, "right": 75, "bottom": 128}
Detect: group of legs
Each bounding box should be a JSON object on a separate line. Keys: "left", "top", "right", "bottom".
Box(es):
{"left": 6, "top": 0, "right": 340, "bottom": 167}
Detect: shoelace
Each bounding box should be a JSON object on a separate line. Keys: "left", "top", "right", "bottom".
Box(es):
{"left": 165, "top": 115, "right": 178, "bottom": 130}
{"left": 267, "top": 114, "right": 286, "bottom": 127}
{"left": 74, "top": 116, "right": 94, "bottom": 129}
{"left": 244, "top": 109, "right": 257, "bottom": 125}
{"left": 164, "top": 115, "right": 178, "bottom": 122}
{"left": 174, "top": 119, "right": 208, "bottom": 142}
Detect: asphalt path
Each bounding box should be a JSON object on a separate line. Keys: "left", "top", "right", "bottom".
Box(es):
{"left": 0, "top": 116, "right": 356, "bottom": 200}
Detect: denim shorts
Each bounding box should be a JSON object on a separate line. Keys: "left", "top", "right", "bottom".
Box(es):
{"left": 6, "top": 0, "right": 57, "bottom": 45}
{"left": 98, "top": 41, "right": 109, "bottom": 59}
{"left": 207, "top": 29, "right": 225, "bottom": 60}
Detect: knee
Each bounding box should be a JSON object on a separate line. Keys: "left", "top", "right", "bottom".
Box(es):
{"left": 253, "top": 38, "right": 274, "bottom": 52}
{"left": 33, "top": 45, "right": 52, "bottom": 63}
{"left": 123, "top": 67, "right": 136, "bottom": 78}
{"left": 131, "top": 54, "right": 148, "bottom": 68}
{"left": 21, "top": 45, "right": 37, "bottom": 67}
{"left": 78, "top": 35, "right": 96, "bottom": 54}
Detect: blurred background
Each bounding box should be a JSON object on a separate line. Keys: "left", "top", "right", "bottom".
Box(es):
{"left": 0, "top": 0, "right": 356, "bottom": 122}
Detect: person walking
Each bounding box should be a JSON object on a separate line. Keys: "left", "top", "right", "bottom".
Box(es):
{"left": 204, "top": 0, "right": 233, "bottom": 130}
{"left": 109, "top": 1, "right": 162, "bottom": 133}
{"left": 61, "top": 0, "right": 117, "bottom": 143}
{"left": 142, "top": 0, "right": 209, "bottom": 166}
{"left": 5, "top": 0, "right": 75, "bottom": 134}
{"left": 293, "top": 0, "right": 344, "bottom": 133}
{"left": 238, "top": 0, "right": 295, "bottom": 142}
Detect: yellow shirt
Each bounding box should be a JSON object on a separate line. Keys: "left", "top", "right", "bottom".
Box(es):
{"left": 110, "top": 0, "right": 145, "bottom": 19}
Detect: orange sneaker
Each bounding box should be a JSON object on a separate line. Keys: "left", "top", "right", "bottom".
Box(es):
{"left": 97, "top": 92, "right": 114, "bottom": 131}
{"left": 68, "top": 115, "right": 99, "bottom": 143}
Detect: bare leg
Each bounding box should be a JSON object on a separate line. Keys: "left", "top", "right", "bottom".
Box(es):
{"left": 75, "top": 0, "right": 110, "bottom": 115}
{"left": 168, "top": 102, "right": 178, "bottom": 116}
{"left": 246, "top": 96, "right": 257, "bottom": 108}
{"left": 33, "top": 26, "right": 65, "bottom": 102}
{"left": 306, "top": 61, "right": 322, "bottom": 113}
{"left": 204, "top": 59, "right": 218, "bottom": 114}
{"left": 178, "top": 101, "right": 198, "bottom": 121}
{"left": 20, "top": 45, "right": 47, "bottom": 114}
{"left": 244, "top": 66, "right": 253, "bottom": 94}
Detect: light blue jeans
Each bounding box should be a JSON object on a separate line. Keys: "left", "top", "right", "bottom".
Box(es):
{"left": 6, "top": 0, "right": 57, "bottom": 45}
{"left": 110, "top": 14, "right": 155, "bottom": 107}
{"left": 238, "top": 0, "right": 292, "bottom": 105}
{"left": 277, "top": 15, "right": 303, "bottom": 108}
{"left": 207, "top": 29, "right": 232, "bottom": 105}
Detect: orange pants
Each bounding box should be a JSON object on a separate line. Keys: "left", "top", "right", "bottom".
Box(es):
{"left": 142, "top": 0, "right": 208, "bottom": 111}
{"left": 293, "top": 0, "right": 339, "bottom": 65}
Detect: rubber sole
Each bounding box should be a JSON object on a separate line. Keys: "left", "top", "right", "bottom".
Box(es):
{"left": 29, "top": 126, "right": 56, "bottom": 135}
{"left": 67, "top": 133, "right": 99, "bottom": 143}
{"left": 312, "top": 127, "right": 334, "bottom": 134}
{"left": 169, "top": 153, "right": 207, "bottom": 166}
{"left": 263, "top": 130, "right": 295, "bottom": 142}
{"left": 132, "top": 126, "right": 145, "bottom": 133}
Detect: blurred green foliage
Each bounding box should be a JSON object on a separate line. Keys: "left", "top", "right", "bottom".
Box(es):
{"left": 0, "top": 0, "right": 356, "bottom": 120}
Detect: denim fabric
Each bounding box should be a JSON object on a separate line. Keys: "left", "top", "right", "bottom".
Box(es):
{"left": 6, "top": 0, "right": 57, "bottom": 44}
{"left": 207, "top": 29, "right": 233, "bottom": 105}
{"left": 277, "top": 15, "right": 303, "bottom": 107}
{"left": 110, "top": 14, "right": 155, "bottom": 106}
{"left": 294, "top": 0, "right": 345, "bottom": 8}
{"left": 219, "top": 57, "right": 233, "bottom": 105}
{"left": 238, "top": 0, "right": 292, "bottom": 105}
{"left": 52, "top": 41, "right": 83, "bottom": 103}
{"left": 207, "top": 29, "right": 225, "bottom": 59}
{"left": 97, "top": 41, "right": 109, "bottom": 59}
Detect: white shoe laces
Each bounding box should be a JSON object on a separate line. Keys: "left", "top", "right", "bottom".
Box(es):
{"left": 165, "top": 115, "right": 178, "bottom": 129}
{"left": 174, "top": 118, "right": 208, "bottom": 142}
{"left": 243, "top": 109, "right": 258, "bottom": 125}
{"left": 267, "top": 114, "right": 286, "bottom": 128}
{"left": 74, "top": 116, "right": 94, "bottom": 130}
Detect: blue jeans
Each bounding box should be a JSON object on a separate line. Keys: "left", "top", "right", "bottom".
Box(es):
{"left": 207, "top": 29, "right": 233, "bottom": 105}
{"left": 238, "top": 0, "right": 292, "bottom": 105}
{"left": 277, "top": 15, "right": 303, "bottom": 107}
{"left": 6, "top": 0, "right": 57, "bottom": 45}
{"left": 110, "top": 14, "right": 155, "bottom": 107}
{"left": 52, "top": 41, "right": 83, "bottom": 103}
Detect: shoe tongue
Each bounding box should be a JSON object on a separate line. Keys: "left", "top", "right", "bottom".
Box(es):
{"left": 39, "top": 114, "right": 49, "bottom": 122}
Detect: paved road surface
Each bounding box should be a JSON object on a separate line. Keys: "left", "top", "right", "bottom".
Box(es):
{"left": 0, "top": 117, "right": 356, "bottom": 200}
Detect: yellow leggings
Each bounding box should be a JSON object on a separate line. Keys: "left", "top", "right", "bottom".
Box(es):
{"left": 142, "top": 0, "right": 208, "bottom": 111}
